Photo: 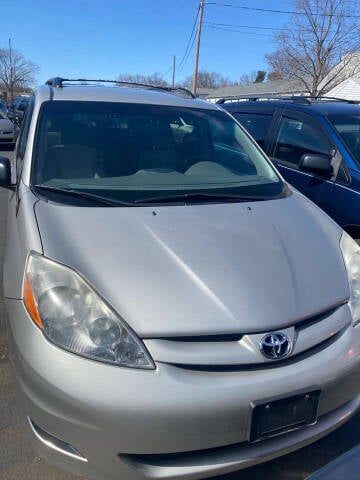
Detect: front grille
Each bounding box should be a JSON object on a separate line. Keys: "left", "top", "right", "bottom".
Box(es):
{"left": 156, "top": 333, "right": 243, "bottom": 343}
{"left": 144, "top": 304, "right": 350, "bottom": 369}
{"left": 171, "top": 328, "right": 346, "bottom": 372}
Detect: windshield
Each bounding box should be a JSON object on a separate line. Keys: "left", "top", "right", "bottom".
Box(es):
{"left": 32, "top": 101, "right": 284, "bottom": 205}
{"left": 328, "top": 114, "right": 360, "bottom": 164}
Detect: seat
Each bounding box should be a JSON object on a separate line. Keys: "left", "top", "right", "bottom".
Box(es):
{"left": 42, "top": 144, "right": 101, "bottom": 181}
{"left": 137, "top": 121, "right": 182, "bottom": 171}
{"left": 182, "top": 127, "right": 205, "bottom": 157}
{"left": 40, "top": 122, "right": 103, "bottom": 181}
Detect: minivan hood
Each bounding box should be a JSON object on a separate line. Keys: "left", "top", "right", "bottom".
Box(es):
{"left": 34, "top": 192, "right": 348, "bottom": 337}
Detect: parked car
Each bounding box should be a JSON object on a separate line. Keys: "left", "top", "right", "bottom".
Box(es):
{"left": 221, "top": 96, "right": 360, "bottom": 242}
{"left": 7, "top": 95, "right": 30, "bottom": 125}
{"left": 1, "top": 78, "right": 360, "bottom": 480}
{"left": 0, "top": 108, "right": 18, "bottom": 145}
{"left": 0, "top": 99, "right": 7, "bottom": 113}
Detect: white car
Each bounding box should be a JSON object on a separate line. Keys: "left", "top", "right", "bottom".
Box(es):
{"left": 0, "top": 109, "right": 18, "bottom": 145}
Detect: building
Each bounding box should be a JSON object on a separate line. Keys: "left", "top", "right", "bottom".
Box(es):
{"left": 206, "top": 79, "right": 307, "bottom": 102}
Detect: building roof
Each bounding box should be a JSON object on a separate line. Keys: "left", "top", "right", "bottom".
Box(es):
{"left": 327, "top": 76, "right": 360, "bottom": 101}
{"left": 207, "top": 79, "right": 307, "bottom": 100}
{"left": 318, "top": 53, "right": 360, "bottom": 93}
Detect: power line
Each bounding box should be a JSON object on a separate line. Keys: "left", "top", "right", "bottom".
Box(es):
{"left": 205, "top": 2, "right": 360, "bottom": 18}
{"left": 177, "top": 7, "right": 199, "bottom": 74}
{"left": 204, "top": 21, "right": 290, "bottom": 31}
{"left": 162, "top": 8, "right": 198, "bottom": 81}
{"left": 205, "top": 25, "right": 272, "bottom": 37}
{"left": 204, "top": 21, "right": 352, "bottom": 36}
{"left": 177, "top": 33, "right": 197, "bottom": 75}
{"left": 161, "top": 64, "right": 174, "bottom": 78}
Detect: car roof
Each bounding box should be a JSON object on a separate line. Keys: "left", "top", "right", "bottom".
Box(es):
{"left": 223, "top": 99, "right": 360, "bottom": 116}
{"left": 36, "top": 83, "right": 218, "bottom": 110}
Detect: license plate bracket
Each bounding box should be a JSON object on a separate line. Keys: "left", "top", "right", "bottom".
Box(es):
{"left": 250, "top": 390, "right": 321, "bottom": 442}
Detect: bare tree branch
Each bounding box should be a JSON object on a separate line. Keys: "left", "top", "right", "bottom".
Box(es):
{"left": 117, "top": 72, "right": 169, "bottom": 87}
{"left": 178, "top": 70, "right": 237, "bottom": 89}
{"left": 266, "top": 0, "right": 360, "bottom": 95}
{"left": 0, "top": 47, "right": 39, "bottom": 100}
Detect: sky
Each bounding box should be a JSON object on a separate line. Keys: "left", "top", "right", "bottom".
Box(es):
{"left": 1, "top": 0, "right": 293, "bottom": 86}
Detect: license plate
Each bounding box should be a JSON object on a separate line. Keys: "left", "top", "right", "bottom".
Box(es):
{"left": 250, "top": 390, "right": 321, "bottom": 442}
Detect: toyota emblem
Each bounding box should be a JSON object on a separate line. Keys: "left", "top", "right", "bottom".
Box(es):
{"left": 259, "top": 332, "right": 292, "bottom": 360}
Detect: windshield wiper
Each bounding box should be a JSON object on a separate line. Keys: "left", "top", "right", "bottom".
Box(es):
{"left": 33, "top": 185, "right": 134, "bottom": 207}
{"left": 134, "top": 192, "right": 271, "bottom": 204}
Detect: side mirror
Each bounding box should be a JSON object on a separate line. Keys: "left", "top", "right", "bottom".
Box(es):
{"left": 299, "top": 153, "right": 333, "bottom": 177}
{"left": 0, "top": 156, "right": 14, "bottom": 190}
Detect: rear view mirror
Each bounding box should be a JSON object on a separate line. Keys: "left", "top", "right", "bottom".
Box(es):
{"left": 0, "top": 156, "right": 14, "bottom": 190}
{"left": 299, "top": 153, "right": 333, "bottom": 177}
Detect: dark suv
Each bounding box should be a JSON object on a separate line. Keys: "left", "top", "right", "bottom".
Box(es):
{"left": 221, "top": 97, "right": 360, "bottom": 241}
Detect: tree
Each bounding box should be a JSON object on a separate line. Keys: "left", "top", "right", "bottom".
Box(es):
{"left": 178, "top": 70, "right": 236, "bottom": 89}
{"left": 265, "top": 0, "right": 360, "bottom": 96}
{"left": 117, "top": 72, "right": 168, "bottom": 87}
{"left": 254, "top": 71, "right": 266, "bottom": 83}
{"left": 267, "top": 71, "right": 284, "bottom": 81}
{"left": 238, "top": 71, "right": 257, "bottom": 85}
{"left": 238, "top": 70, "right": 266, "bottom": 85}
{"left": 0, "top": 47, "right": 39, "bottom": 102}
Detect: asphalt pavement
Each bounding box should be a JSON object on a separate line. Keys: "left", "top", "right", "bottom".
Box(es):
{"left": 0, "top": 146, "right": 359, "bottom": 479}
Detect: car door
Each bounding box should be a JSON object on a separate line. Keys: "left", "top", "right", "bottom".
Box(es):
{"left": 269, "top": 109, "right": 336, "bottom": 210}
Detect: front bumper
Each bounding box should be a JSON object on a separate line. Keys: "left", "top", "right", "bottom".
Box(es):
{"left": 6, "top": 299, "right": 360, "bottom": 480}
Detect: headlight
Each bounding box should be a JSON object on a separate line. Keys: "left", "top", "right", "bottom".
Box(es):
{"left": 340, "top": 232, "right": 360, "bottom": 326}
{"left": 23, "top": 252, "right": 155, "bottom": 369}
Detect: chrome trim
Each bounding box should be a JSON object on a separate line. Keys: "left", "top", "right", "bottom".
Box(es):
{"left": 259, "top": 332, "right": 292, "bottom": 360}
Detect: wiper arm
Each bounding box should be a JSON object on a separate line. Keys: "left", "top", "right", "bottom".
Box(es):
{"left": 134, "top": 192, "right": 270, "bottom": 204}
{"left": 33, "top": 185, "right": 134, "bottom": 207}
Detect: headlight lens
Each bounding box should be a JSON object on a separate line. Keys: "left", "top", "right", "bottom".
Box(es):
{"left": 23, "top": 252, "right": 154, "bottom": 368}
{"left": 340, "top": 232, "right": 360, "bottom": 326}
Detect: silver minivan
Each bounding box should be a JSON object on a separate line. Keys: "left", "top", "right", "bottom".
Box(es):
{"left": 1, "top": 78, "right": 360, "bottom": 480}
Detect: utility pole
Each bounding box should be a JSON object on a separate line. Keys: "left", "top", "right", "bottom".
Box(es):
{"left": 172, "top": 55, "right": 176, "bottom": 88}
{"left": 8, "top": 38, "right": 14, "bottom": 104}
{"left": 192, "top": 0, "right": 205, "bottom": 96}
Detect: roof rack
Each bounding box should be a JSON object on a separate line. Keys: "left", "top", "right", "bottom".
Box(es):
{"left": 45, "top": 77, "right": 196, "bottom": 99}
{"left": 216, "top": 94, "right": 359, "bottom": 105}
{"left": 305, "top": 96, "right": 359, "bottom": 104}
{"left": 215, "top": 95, "right": 310, "bottom": 104}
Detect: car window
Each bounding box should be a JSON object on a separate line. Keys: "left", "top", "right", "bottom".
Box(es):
{"left": 16, "top": 97, "right": 34, "bottom": 179}
{"left": 18, "top": 101, "right": 26, "bottom": 112}
{"left": 232, "top": 112, "right": 273, "bottom": 149}
{"left": 328, "top": 114, "right": 360, "bottom": 166}
{"left": 32, "top": 101, "right": 284, "bottom": 204}
{"left": 273, "top": 113, "right": 333, "bottom": 166}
